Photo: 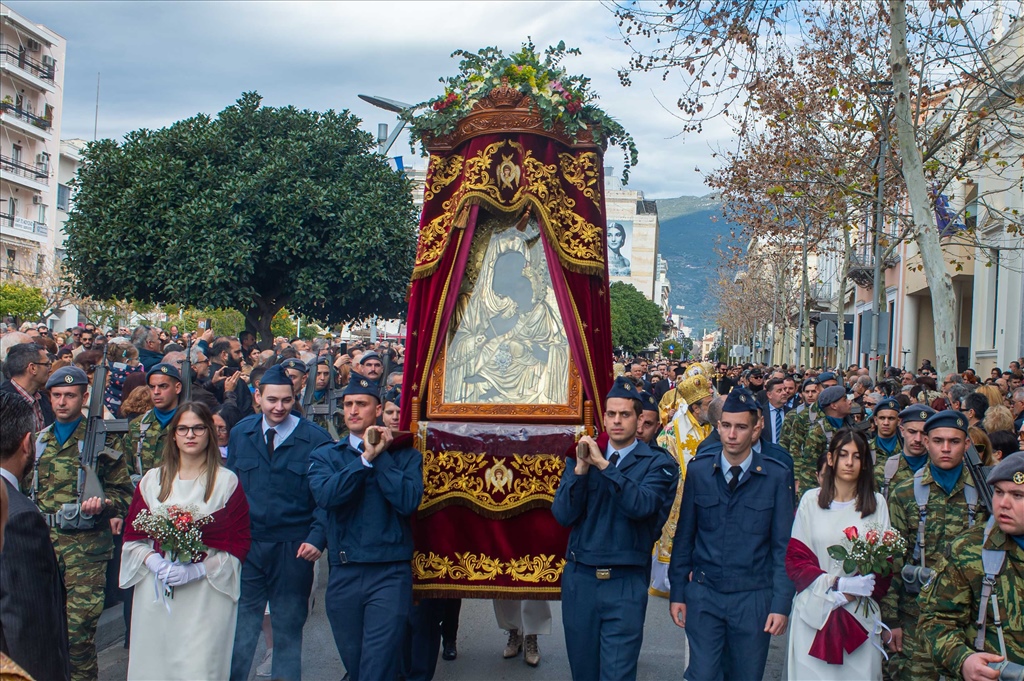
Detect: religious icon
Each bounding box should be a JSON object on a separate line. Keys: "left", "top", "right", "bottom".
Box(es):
{"left": 444, "top": 211, "right": 570, "bottom": 406}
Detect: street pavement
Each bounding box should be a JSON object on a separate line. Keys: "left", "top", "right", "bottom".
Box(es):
{"left": 99, "top": 556, "right": 786, "bottom": 680}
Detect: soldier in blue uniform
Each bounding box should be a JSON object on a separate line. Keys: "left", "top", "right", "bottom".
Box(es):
{"left": 552, "top": 376, "right": 679, "bottom": 681}
{"left": 227, "top": 364, "right": 332, "bottom": 681}
{"left": 308, "top": 373, "right": 423, "bottom": 681}
{"left": 669, "top": 387, "right": 795, "bottom": 681}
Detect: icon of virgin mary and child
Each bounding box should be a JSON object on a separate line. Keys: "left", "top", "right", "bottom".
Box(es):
{"left": 445, "top": 219, "right": 570, "bottom": 405}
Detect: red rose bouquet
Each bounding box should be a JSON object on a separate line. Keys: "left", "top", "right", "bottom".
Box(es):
{"left": 131, "top": 504, "right": 212, "bottom": 598}
{"left": 827, "top": 525, "right": 905, "bottom": 617}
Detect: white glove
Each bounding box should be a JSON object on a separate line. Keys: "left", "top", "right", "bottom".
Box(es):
{"left": 831, "top": 590, "right": 850, "bottom": 610}
{"left": 837, "top": 574, "right": 876, "bottom": 597}
{"left": 145, "top": 554, "right": 171, "bottom": 580}
{"left": 165, "top": 561, "right": 206, "bottom": 587}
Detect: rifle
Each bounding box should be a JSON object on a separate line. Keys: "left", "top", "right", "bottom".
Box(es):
{"left": 963, "top": 440, "right": 994, "bottom": 515}
{"left": 180, "top": 333, "right": 194, "bottom": 403}
{"left": 80, "top": 352, "right": 130, "bottom": 504}
{"left": 304, "top": 354, "right": 341, "bottom": 439}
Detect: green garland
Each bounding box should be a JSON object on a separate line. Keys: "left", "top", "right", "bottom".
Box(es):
{"left": 402, "top": 40, "right": 639, "bottom": 183}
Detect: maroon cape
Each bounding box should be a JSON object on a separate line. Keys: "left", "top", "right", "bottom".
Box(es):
{"left": 124, "top": 478, "right": 251, "bottom": 564}
{"left": 785, "top": 538, "right": 891, "bottom": 664}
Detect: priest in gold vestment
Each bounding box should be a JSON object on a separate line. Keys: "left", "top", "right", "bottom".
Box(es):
{"left": 650, "top": 372, "right": 715, "bottom": 597}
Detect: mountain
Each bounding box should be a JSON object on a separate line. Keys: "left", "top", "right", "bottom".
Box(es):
{"left": 655, "top": 193, "right": 734, "bottom": 336}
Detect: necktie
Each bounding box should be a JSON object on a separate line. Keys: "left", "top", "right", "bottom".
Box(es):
{"left": 728, "top": 465, "right": 743, "bottom": 492}
{"left": 773, "top": 408, "right": 783, "bottom": 444}
{"left": 608, "top": 451, "right": 620, "bottom": 468}
{"left": 357, "top": 441, "right": 365, "bottom": 453}
{"left": 266, "top": 428, "right": 276, "bottom": 456}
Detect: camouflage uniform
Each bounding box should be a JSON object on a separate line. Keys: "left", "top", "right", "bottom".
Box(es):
{"left": 33, "top": 419, "right": 133, "bottom": 681}
{"left": 791, "top": 405, "right": 849, "bottom": 498}
{"left": 870, "top": 435, "right": 903, "bottom": 490}
{"left": 883, "top": 464, "right": 985, "bottom": 680}
{"left": 916, "top": 523, "right": 1023, "bottom": 678}
{"left": 876, "top": 453, "right": 917, "bottom": 500}
{"left": 117, "top": 409, "right": 171, "bottom": 482}
{"left": 778, "top": 404, "right": 812, "bottom": 460}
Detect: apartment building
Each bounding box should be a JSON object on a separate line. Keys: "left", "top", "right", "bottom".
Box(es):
{"left": 1, "top": 5, "right": 65, "bottom": 286}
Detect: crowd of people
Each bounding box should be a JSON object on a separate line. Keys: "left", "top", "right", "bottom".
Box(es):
{"left": 0, "top": 316, "right": 1022, "bottom": 681}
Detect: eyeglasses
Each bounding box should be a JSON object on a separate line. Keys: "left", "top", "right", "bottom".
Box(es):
{"left": 30, "top": 360, "right": 53, "bottom": 369}
{"left": 175, "top": 425, "right": 208, "bottom": 436}
{"left": 215, "top": 426, "right": 229, "bottom": 434}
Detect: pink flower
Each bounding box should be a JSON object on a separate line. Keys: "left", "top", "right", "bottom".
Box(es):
{"left": 865, "top": 529, "right": 879, "bottom": 544}
{"left": 882, "top": 530, "right": 898, "bottom": 544}
{"left": 843, "top": 526, "right": 859, "bottom": 541}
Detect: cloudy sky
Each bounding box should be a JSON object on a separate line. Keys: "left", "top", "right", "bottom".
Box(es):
{"left": 8, "top": 0, "right": 736, "bottom": 198}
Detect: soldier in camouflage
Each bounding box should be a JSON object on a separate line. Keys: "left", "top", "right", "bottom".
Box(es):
{"left": 789, "top": 385, "right": 852, "bottom": 498}
{"left": 116, "top": 363, "right": 182, "bottom": 483}
{"left": 33, "top": 367, "right": 133, "bottom": 681}
{"left": 777, "top": 379, "right": 820, "bottom": 488}
{"left": 883, "top": 410, "right": 986, "bottom": 680}
{"left": 917, "top": 451, "right": 1023, "bottom": 681}
{"left": 877, "top": 406, "right": 935, "bottom": 500}
{"left": 869, "top": 398, "right": 903, "bottom": 483}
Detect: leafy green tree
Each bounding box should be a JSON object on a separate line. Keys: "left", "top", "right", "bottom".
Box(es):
{"left": 64, "top": 92, "right": 417, "bottom": 348}
{"left": 609, "top": 282, "right": 664, "bottom": 355}
{"left": 0, "top": 282, "right": 47, "bottom": 323}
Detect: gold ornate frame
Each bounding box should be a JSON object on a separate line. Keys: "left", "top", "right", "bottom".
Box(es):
{"left": 426, "top": 343, "right": 584, "bottom": 423}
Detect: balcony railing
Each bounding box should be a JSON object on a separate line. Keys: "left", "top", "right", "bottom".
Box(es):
{"left": 810, "top": 282, "right": 833, "bottom": 302}
{"left": 0, "top": 153, "right": 49, "bottom": 182}
{"left": 0, "top": 102, "right": 52, "bottom": 130}
{"left": 0, "top": 211, "right": 11, "bottom": 225}
{"left": 0, "top": 45, "right": 56, "bottom": 83}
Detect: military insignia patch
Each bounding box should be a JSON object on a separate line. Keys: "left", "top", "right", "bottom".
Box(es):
{"left": 161, "top": 367, "right": 169, "bottom": 374}
{"left": 624, "top": 383, "right": 632, "bottom": 391}
{"left": 360, "top": 380, "right": 369, "bottom": 388}
{"left": 64, "top": 375, "right": 74, "bottom": 384}
{"left": 957, "top": 417, "right": 964, "bottom": 427}
{"left": 920, "top": 411, "right": 927, "bottom": 420}
{"left": 1014, "top": 472, "right": 1024, "bottom": 485}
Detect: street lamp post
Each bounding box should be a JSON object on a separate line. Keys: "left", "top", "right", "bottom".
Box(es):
{"left": 357, "top": 94, "right": 416, "bottom": 156}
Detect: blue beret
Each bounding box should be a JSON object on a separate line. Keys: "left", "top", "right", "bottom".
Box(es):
{"left": 45, "top": 366, "right": 89, "bottom": 390}
{"left": 816, "top": 371, "right": 837, "bottom": 384}
{"left": 280, "top": 358, "right": 308, "bottom": 374}
{"left": 259, "top": 364, "right": 293, "bottom": 386}
{"left": 343, "top": 372, "right": 381, "bottom": 401}
{"left": 987, "top": 451, "right": 1024, "bottom": 486}
{"left": 606, "top": 376, "right": 642, "bottom": 403}
{"left": 722, "top": 387, "right": 759, "bottom": 413}
{"left": 923, "top": 409, "right": 968, "bottom": 434}
{"left": 817, "top": 385, "right": 847, "bottom": 409}
{"left": 875, "top": 398, "right": 901, "bottom": 414}
{"left": 316, "top": 355, "right": 330, "bottom": 366}
{"left": 383, "top": 386, "right": 401, "bottom": 407}
{"left": 898, "top": 405, "right": 935, "bottom": 423}
{"left": 146, "top": 363, "right": 181, "bottom": 382}
{"left": 638, "top": 391, "right": 658, "bottom": 413}
{"left": 359, "top": 351, "right": 382, "bottom": 365}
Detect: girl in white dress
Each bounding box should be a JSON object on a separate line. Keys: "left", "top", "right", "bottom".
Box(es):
{"left": 120, "top": 402, "right": 251, "bottom": 680}
{"left": 785, "top": 429, "right": 894, "bottom": 681}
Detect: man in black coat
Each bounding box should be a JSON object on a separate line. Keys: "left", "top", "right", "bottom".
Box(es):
{"left": 0, "top": 342, "right": 55, "bottom": 429}
{"left": 0, "top": 393, "right": 71, "bottom": 681}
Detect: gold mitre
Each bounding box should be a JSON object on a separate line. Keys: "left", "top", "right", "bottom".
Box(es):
{"left": 677, "top": 373, "right": 713, "bottom": 406}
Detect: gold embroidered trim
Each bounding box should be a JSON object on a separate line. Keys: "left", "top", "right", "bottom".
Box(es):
{"left": 419, "top": 449, "right": 565, "bottom": 515}
{"left": 412, "top": 551, "right": 566, "bottom": 583}
{"left": 413, "top": 141, "right": 605, "bottom": 279}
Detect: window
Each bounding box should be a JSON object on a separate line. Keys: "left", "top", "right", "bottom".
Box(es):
{"left": 57, "top": 183, "right": 70, "bottom": 211}
{"left": 37, "top": 203, "right": 46, "bottom": 224}
{"left": 965, "top": 183, "right": 978, "bottom": 230}
{"left": 5, "top": 248, "right": 16, "bottom": 271}
{"left": 55, "top": 248, "right": 65, "bottom": 261}
{"left": 11, "top": 145, "right": 22, "bottom": 163}
{"left": 7, "top": 197, "right": 16, "bottom": 219}
{"left": 35, "top": 254, "right": 45, "bottom": 274}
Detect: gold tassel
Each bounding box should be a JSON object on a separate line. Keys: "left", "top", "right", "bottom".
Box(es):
{"left": 453, "top": 202, "right": 472, "bottom": 228}
{"left": 514, "top": 205, "right": 533, "bottom": 232}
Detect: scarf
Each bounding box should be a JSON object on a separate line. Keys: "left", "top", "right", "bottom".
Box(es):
{"left": 1012, "top": 535, "right": 1024, "bottom": 551}
{"left": 314, "top": 390, "right": 326, "bottom": 401}
{"left": 876, "top": 435, "right": 899, "bottom": 455}
{"left": 153, "top": 407, "right": 177, "bottom": 428}
{"left": 903, "top": 452, "right": 928, "bottom": 473}
{"left": 53, "top": 417, "right": 82, "bottom": 447}
{"left": 825, "top": 415, "right": 845, "bottom": 430}
{"left": 930, "top": 462, "right": 963, "bottom": 496}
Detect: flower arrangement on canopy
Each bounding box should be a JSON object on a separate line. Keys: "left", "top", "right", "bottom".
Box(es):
{"left": 401, "top": 40, "right": 639, "bottom": 182}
